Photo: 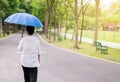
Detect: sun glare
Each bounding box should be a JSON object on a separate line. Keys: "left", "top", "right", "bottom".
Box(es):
{"left": 90, "top": 0, "right": 117, "bottom": 9}
{"left": 101, "top": 0, "right": 117, "bottom": 9}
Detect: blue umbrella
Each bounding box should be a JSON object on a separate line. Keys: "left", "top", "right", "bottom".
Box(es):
{"left": 4, "top": 13, "right": 43, "bottom": 27}
{"left": 4, "top": 13, "right": 43, "bottom": 37}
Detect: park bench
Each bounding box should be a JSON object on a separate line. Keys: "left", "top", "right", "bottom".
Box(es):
{"left": 58, "top": 36, "right": 62, "bottom": 41}
{"left": 95, "top": 41, "right": 108, "bottom": 54}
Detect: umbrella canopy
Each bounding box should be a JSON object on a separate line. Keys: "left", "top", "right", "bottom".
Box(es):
{"left": 4, "top": 13, "right": 43, "bottom": 27}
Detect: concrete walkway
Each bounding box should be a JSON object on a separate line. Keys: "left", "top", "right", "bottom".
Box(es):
{"left": 0, "top": 33, "right": 120, "bottom": 82}
{"left": 61, "top": 33, "right": 120, "bottom": 49}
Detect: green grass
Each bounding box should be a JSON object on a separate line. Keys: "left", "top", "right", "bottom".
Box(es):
{"left": 42, "top": 35, "right": 120, "bottom": 63}
{"left": 65, "top": 29, "right": 120, "bottom": 43}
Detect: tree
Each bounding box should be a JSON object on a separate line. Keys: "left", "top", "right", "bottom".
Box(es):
{"left": 44, "top": 0, "right": 49, "bottom": 39}
{"left": 102, "top": 0, "right": 120, "bottom": 24}
{"left": 79, "top": 0, "right": 90, "bottom": 43}
{"left": 93, "top": 0, "right": 100, "bottom": 45}
{"left": 32, "top": 0, "right": 45, "bottom": 21}
{"left": 19, "top": 0, "right": 33, "bottom": 13}
{"left": 73, "top": 0, "right": 79, "bottom": 48}
{"left": 56, "top": 0, "right": 66, "bottom": 37}
{"left": 44, "top": 0, "right": 54, "bottom": 39}
{"left": 0, "top": 0, "right": 9, "bottom": 37}
{"left": 44, "top": 0, "right": 58, "bottom": 41}
{"left": 7, "top": 0, "right": 19, "bottom": 14}
{"left": 64, "top": 8, "right": 68, "bottom": 40}
{"left": 85, "top": 5, "right": 96, "bottom": 17}
{"left": 67, "top": 0, "right": 81, "bottom": 49}
{"left": 62, "top": 1, "right": 69, "bottom": 40}
{"left": 52, "top": 0, "right": 59, "bottom": 42}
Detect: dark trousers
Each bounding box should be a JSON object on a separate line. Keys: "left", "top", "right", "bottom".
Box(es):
{"left": 22, "top": 66, "right": 38, "bottom": 82}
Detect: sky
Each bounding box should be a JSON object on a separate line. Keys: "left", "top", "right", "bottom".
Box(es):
{"left": 101, "top": 0, "right": 117, "bottom": 9}
{"left": 90, "top": 0, "right": 117, "bottom": 8}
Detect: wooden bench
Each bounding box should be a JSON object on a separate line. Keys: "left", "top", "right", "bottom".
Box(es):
{"left": 95, "top": 42, "right": 108, "bottom": 54}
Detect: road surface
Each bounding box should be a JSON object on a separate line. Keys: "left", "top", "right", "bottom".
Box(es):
{"left": 0, "top": 33, "right": 120, "bottom": 82}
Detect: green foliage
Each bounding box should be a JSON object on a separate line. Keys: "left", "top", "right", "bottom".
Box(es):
{"left": 31, "top": 0, "right": 46, "bottom": 22}
{"left": 85, "top": 5, "right": 96, "bottom": 17}
{"left": 100, "top": 0, "right": 120, "bottom": 26}
{"left": 56, "top": 0, "right": 67, "bottom": 18}
{"left": 8, "top": 0, "right": 18, "bottom": 13}
{"left": 19, "top": 0, "right": 33, "bottom": 13}
{"left": 0, "top": 0, "right": 120, "bottom": 31}
{"left": 0, "top": 0, "right": 9, "bottom": 17}
{"left": 19, "top": 0, "right": 26, "bottom": 12}
{"left": 82, "top": 16, "right": 95, "bottom": 30}
{"left": 85, "top": 4, "right": 102, "bottom": 17}
{"left": 0, "top": 0, "right": 34, "bottom": 21}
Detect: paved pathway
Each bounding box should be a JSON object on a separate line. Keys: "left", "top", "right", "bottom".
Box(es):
{"left": 0, "top": 33, "right": 120, "bottom": 82}
{"left": 61, "top": 33, "right": 120, "bottom": 49}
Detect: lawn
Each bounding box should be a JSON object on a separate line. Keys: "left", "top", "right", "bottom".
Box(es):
{"left": 42, "top": 35, "right": 120, "bottom": 63}
{"left": 64, "top": 29, "right": 120, "bottom": 43}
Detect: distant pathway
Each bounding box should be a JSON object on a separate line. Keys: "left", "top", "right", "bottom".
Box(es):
{"left": 0, "top": 33, "right": 120, "bottom": 82}
{"left": 61, "top": 33, "right": 120, "bottom": 49}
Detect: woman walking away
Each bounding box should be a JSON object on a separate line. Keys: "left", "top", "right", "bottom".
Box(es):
{"left": 18, "top": 26, "right": 42, "bottom": 82}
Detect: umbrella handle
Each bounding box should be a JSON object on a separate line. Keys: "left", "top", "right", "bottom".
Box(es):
{"left": 22, "top": 26, "right": 25, "bottom": 38}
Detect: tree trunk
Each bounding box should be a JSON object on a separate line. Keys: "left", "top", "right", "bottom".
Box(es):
{"left": 45, "top": 10, "right": 49, "bottom": 39}
{"left": 64, "top": 11, "right": 68, "bottom": 40}
{"left": 0, "top": 16, "right": 2, "bottom": 37}
{"left": 79, "top": 0, "right": 85, "bottom": 44}
{"left": 79, "top": 0, "right": 89, "bottom": 44}
{"left": 93, "top": 0, "right": 100, "bottom": 46}
{"left": 74, "top": 0, "right": 79, "bottom": 49}
{"left": 79, "top": 14, "right": 84, "bottom": 43}
{"left": 57, "top": 20, "right": 60, "bottom": 36}
{"left": 48, "top": 12, "right": 52, "bottom": 41}
{"left": 3, "top": 24, "right": 6, "bottom": 37}
{"left": 58, "top": 19, "right": 62, "bottom": 36}
{"left": 53, "top": 7, "right": 57, "bottom": 42}
{"left": 59, "top": 17, "right": 63, "bottom": 36}
{"left": 71, "top": 26, "right": 75, "bottom": 41}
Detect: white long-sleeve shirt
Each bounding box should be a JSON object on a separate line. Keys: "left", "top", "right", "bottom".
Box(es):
{"left": 18, "top": 36, "right": 42, "bottom": 67}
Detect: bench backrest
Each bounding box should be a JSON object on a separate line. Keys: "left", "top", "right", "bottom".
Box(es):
{"left": 95, "top": 42, "right": 102, "bottom": 48}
